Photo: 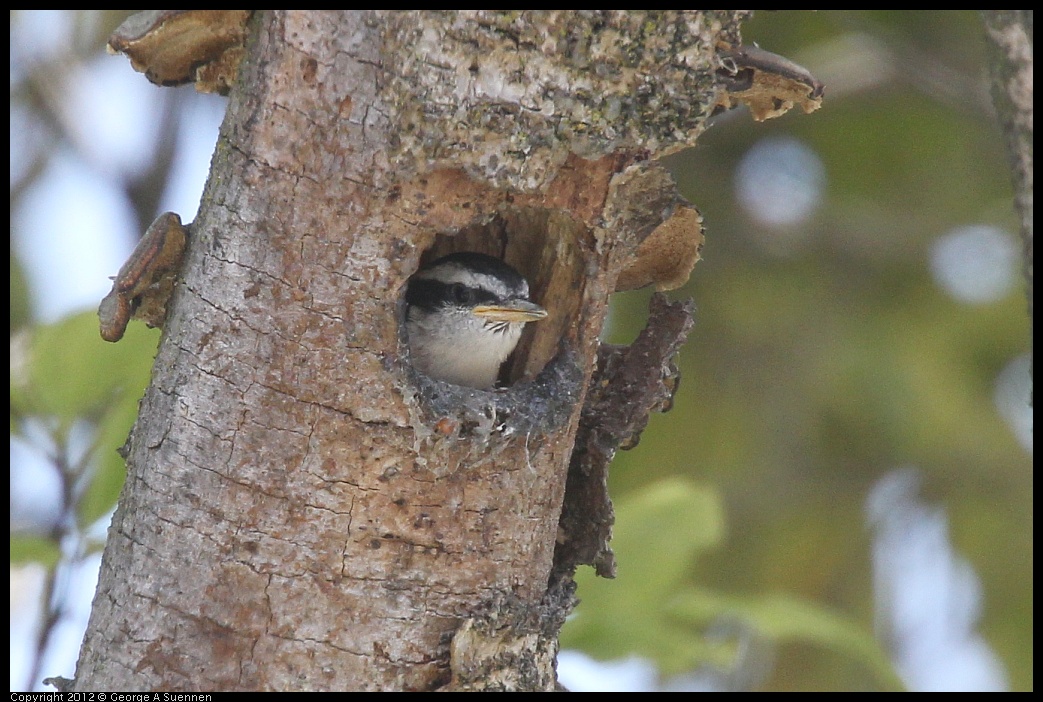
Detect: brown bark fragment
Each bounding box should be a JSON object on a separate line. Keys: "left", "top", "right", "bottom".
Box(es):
{"left": 98, "top": 212, "right": 188, "bottom": 342}
{"left": 555, "top": 293, "right": 695, "bottom": 579}
{"left": 107, "top": 10, "right": 253, "bottom": 93}
{"left": 715, "top": 43, "right": 824, "bottom": 121}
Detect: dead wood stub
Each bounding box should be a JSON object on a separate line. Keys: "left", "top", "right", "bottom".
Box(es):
{"left": 554, "top": 293, "right": 696, "bottom": 580}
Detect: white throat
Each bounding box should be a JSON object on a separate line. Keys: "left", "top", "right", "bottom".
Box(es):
{"left": 407, "top": 308, "right": 524, "bottom": 388}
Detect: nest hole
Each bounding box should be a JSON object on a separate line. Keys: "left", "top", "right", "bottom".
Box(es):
{"left": 409, "top": 205, "right": 588, "bottom": 388}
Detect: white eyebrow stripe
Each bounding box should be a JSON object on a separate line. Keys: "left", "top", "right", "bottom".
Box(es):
{"left": 414, "top": 263, "right": 529, "bottom": 300}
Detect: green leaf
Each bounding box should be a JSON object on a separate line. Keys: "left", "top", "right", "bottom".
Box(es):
{"left": 10, "top": 534, "right": 62, "bottom": 569}
{"left": 562, "top": 477, "right": 902, "bottom": 688}
{"left": 669, "top": 590, "right": 905, "bottom": 690}
{"left": 561, "top": 478, "right": 725, "bottom": 669}
{"left": 10, "top": 247, "right": 31, "bottom": 333}
{"left": 12, "top": 311, "right": 159, "bottom": 527}
{"left": 10, "top": 329, "right": 34, "bottom": 425}
{"left": 77, "top": 396, "right": 136, "bottom": 528}
{"left": 25, "top": 310, "right": 159, "bottom": 430}
{"left": 608, "top": 477, "right": 725, "bottom": 596}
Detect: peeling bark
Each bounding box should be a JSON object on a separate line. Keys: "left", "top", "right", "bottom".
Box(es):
{"left": 71, "top": 10, "right": 799, "bottom": 691}
{"left": 554, "top": 294, "right": 695, "bottom": 581}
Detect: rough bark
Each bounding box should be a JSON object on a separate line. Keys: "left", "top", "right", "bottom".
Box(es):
{"left": 74, "top": 10, "right": 752, "bottom": 691}
{"left": 981, "top": 10, "right": 1033, "bottom": 369}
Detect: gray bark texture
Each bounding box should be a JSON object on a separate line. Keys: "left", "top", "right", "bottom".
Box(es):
{"left": 981, "top": 10, "right": 1033, "bottom": 363}
{"left": 73, "top": 10, "right": 750, "bottom": 691}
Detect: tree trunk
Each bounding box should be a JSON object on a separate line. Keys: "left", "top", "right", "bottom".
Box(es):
{"left": 981, "top": 10, "right": 1033, "bottom": 369}
{"left": 74, "top": 10, "right": 752, "bottom": 691}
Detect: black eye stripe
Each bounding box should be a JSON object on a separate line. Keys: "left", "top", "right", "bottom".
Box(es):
{"left": 406, "top": 279, "right": 498, "bottom": 310}
{"left": 451, "top": 283, "right": 474, "bottom": 305}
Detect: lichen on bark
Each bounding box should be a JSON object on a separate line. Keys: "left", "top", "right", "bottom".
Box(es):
{"left": 381, "top": 11, "right": 748, "bottom": 190}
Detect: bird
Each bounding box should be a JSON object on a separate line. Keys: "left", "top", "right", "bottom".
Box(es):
{"left": 405, "top": 251, "right": 548, "bottom": 389}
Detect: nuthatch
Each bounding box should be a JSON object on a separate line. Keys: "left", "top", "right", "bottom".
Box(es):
{"left": 405, "top": 252, "right": 547, "bottom": 388}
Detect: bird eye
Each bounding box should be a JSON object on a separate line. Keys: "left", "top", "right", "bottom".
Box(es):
{"left": 452, "top": 284, "right": 474, "bottom": 305}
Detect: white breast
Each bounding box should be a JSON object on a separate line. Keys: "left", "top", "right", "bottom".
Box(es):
{"left": 407, "top": 309, "right": 523, "bottom": 388}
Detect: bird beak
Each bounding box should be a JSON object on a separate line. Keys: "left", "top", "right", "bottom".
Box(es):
{"left": 472, "top": 299, "right": 548, "bottom": 323}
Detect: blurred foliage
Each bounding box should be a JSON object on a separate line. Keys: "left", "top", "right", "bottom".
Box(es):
{"left": 11, "top": 312, "right": 159, "bottom": 530}
{"left": 561, "top": 479, "right": 904, "bottom": 689}
{"left": 10, "top": 535, "right": 62, "bottom": 570}
{"left": 563, "top": 479, "right": 728, "bottom": 671}
{"left": 9, "top": 301, "right": 158, "bottom": 690}
{"left": 590, "top": 9, "right": 1030, "bottom": 692}
{"left": 10, "top": 247, "right": 32, "bottom": 333}
{"left": 9, "top": 9, "right": 1032, "bottom": 692}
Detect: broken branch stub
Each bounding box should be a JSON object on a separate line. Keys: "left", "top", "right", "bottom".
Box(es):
{"left": 98, "top": 212, "right": 188, "bottom": 342}
{"left": 107, "top": 10, "right": 252, "bottom": 94}
{"left": 554, "top": 293, "right": 696, "bottom": 580}
{"left": 715, "top": 43, "right": 824, "bottom": 122}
